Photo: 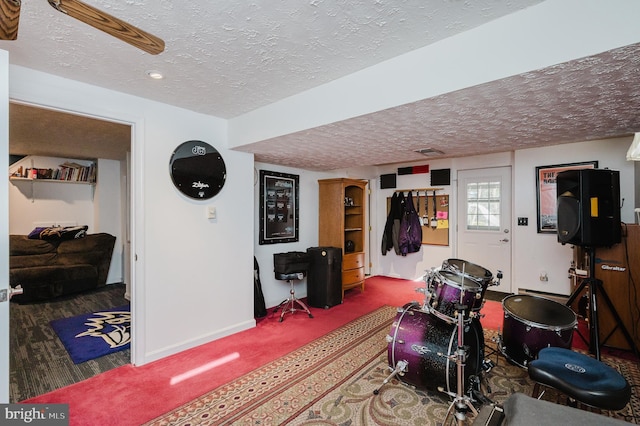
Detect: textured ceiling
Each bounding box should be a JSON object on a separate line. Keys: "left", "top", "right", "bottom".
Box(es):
{"left": 237, "top": 43, "right": 640, "bottom": 170}
{"left": 3, "top": 1, "right": 640, "bottom": 171}
{"left": 1, "top": 0, "right": 541, "bottom": 118}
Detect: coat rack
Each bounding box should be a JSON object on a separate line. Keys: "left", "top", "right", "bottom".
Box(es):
{"left": 386, "top": 188, "right": 449, "bottom": 246}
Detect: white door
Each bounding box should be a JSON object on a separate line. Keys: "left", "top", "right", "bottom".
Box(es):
{"left": 1, "top": 49, "right": 10, "bottom": 402}
{"left": 457, "top": 167, "right": 512, "bottom": 294}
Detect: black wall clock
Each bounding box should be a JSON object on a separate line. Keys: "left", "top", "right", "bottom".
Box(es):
{"left": 169, "top": 140, "right": 226, "bottom": 199}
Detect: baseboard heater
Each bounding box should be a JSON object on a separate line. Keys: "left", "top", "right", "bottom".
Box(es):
{"left": 518, "top": 288, "right": 569, "bottom": 305}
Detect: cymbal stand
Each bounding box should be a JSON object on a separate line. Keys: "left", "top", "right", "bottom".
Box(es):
{"left": 441, "top": 264, "right": 479, "bottom": 426}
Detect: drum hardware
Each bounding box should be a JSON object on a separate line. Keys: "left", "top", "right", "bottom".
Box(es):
{"left": 491, "top": 270, "right": 503, "bottom": 287}
{"left": 440, "top": 300, "right": 480, "bottom": 426}
{"left": 373, "top": 360, "right": 408, "bottom": 395}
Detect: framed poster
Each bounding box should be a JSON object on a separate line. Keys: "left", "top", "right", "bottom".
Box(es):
{"left": 259, "top": 170, "right": 299, "bottom": 245}
{"left": 535, "top": 161, "right": 598, "bottom": 233}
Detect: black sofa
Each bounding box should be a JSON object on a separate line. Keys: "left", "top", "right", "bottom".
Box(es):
{"left": 9, "top": 232, "right": 116, "bottom": 302}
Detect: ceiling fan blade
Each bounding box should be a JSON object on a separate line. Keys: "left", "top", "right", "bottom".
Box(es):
{"left": 0, "top": 0, "right": 21, "bottom": 40}
{"left": 48, "top": 0, "right": 164, "bottom": 55}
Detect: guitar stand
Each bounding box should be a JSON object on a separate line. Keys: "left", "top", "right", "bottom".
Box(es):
{"left": 566, "top": 247, "right": 639, "bottom": 360}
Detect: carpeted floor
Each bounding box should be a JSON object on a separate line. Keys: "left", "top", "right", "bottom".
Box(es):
{"left": 145, "top": 305, "right": 639, "bottom": 425}
{"left": 9, "top": 283, "right": 130, "bottom": 402}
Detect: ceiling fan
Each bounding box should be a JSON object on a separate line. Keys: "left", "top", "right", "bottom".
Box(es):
{"left": 0, "top": 0, "right": 164, "bottom": 55}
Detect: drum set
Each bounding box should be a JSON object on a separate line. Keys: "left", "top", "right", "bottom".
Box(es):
{"left": 376, "top": 258, "right": 578, "bottom": 425}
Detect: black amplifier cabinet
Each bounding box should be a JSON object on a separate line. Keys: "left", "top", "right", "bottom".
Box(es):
{"left": 306, "top": 247, "right": 342, "bottom": 308}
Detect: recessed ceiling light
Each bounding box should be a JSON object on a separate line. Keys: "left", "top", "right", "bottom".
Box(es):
{"left": 146, "top": 70, "right": 164, "bottom": 80}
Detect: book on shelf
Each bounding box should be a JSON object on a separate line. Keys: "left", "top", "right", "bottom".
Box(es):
{"left": 12, "top": 161, "right": 97, "bottom": 183}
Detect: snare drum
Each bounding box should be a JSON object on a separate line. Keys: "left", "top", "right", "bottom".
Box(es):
{"left": 501, "top": 294, "right": 577, "bottom": 368}
{"left": 428, "top": 270, "right": 484, "bottom": 323}
{"left": 387, "top": 302, "right": 484, "bottom": 393}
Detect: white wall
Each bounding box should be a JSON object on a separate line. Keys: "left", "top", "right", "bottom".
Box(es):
{"left": 364, "top": 140, "right": 635, "bottom": 297}
{"left": 9, "top": 66, "right": 255, "bottom": 365}
{"left": 253, "top": 162, "right": 339, "bottom": 308}
{"left": 9, "top": 156, "right": 96, "bottom": 232}
{"left": 95, "top": 158, "right": 123, "bottom": 284}
{"left": 513, "top": 136, "right": 634, "bottom": 295}
{"left": 368, "top": 152, "right": 512, "bottom": 281}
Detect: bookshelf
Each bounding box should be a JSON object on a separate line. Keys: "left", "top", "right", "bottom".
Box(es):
{"left": 9, "top": 158, "right": 97, "bottom": 202}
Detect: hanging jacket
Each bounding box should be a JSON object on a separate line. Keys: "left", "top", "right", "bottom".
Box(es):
{"left": 382, "top": 192, "right": 398, "bottom": 255}
{"left": 399, "top": 191, "right": 423, "bottom": 255}
{"left": 392, "top": 191, "right": 405, "bottom": 255}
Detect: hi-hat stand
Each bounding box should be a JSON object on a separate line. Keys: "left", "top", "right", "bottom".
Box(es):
{"left": 566, "top": 246, "right": 639, "bottom": 360}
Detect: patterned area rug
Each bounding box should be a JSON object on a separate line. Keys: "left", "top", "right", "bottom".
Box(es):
{"left": 146, "top": 306, "right": 639, "bottom": 425}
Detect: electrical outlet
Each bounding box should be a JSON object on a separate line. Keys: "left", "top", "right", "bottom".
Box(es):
{"left": 517, "top": 217, "right": 528, "bottom": 226}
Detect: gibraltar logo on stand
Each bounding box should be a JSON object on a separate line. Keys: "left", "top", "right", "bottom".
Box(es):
{"left": 169, "top": 140, "right": 226, "bottom": 199}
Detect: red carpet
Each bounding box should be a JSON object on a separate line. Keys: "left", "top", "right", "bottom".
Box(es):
{"left": 24, "top": 275, "right": 637, "bottom": 425}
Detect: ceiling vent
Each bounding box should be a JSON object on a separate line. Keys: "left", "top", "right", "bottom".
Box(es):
{"left": 415, "top": 148, "right": 445, "bottom": 156}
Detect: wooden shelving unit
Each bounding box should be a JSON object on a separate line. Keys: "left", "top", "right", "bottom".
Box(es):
{"left": 318, "top": 178, "right": 368, "bottom": 299}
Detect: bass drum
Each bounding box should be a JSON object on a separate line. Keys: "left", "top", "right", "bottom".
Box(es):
{"left": 387, "top": 303, "right": 484, "bottom": 393}
{"left": 501, "top": 294, "right": 577, "bottom": 368}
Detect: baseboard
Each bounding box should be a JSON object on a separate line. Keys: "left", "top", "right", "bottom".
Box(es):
{"left": 139, "top": 318, "right": 256, "bottom": 365}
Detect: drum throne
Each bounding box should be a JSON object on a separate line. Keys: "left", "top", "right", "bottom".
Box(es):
{"left": 528, "top": 346, "right": 631, "bottom": 412}
{"left": 272, "top": 252, "right": 313, "bottom": 322}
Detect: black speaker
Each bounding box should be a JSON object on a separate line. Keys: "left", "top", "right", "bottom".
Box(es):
{"left": 306, "top": 247, "right": 342, "bottom": 308}
{"left": 556, "top": 169, "right": 621, "bottom": 247}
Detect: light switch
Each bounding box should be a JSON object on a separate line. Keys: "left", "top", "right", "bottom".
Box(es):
{"left": 207, "top": 206, "right": 216, "bottom": 220}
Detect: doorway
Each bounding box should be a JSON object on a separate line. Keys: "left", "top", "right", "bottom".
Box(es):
{"left": 7, "top": 102, "right": 133, "bottom": 401}
{"left": 456, "top": 167, "right": 513, "bottom": 294}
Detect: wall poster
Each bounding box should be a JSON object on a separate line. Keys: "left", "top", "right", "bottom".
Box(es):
{"left": 259, "top": 170, "right": 299, "bottom": 244}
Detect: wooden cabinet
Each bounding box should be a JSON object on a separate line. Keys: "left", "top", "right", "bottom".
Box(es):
{"left": 318, "top": 178, "right": 368, "bottom": 299}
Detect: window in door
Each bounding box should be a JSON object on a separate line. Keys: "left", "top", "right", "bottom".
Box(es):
{"left": 466, "top": 180, "right": 501, "bottom": 231}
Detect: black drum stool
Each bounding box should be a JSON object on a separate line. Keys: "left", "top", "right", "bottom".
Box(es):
{"left": 272, "top": 271, "right": 313, "bottom": 322}
{"left": 528, "top": 347, "right": 631, "bottom": 411}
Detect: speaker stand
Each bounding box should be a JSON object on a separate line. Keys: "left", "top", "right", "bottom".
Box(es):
{"left": 566, "top": 246, "right": 639, "bottom": 360}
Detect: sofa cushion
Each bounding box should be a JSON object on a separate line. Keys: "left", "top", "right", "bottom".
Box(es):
{"left": 9, "top": 265, "right": 66, "bottom": 287}
{"left": 9, "top": 232, "right": 116, "bottom": 302}
{"left": 10, "top": 264, "right": 98, "bottom": 302}
{"left": 10, "top": 253, "right": 57, "bottom": 269}
{"left": 9, "top": 235, "right": 58, "bottom": 255}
